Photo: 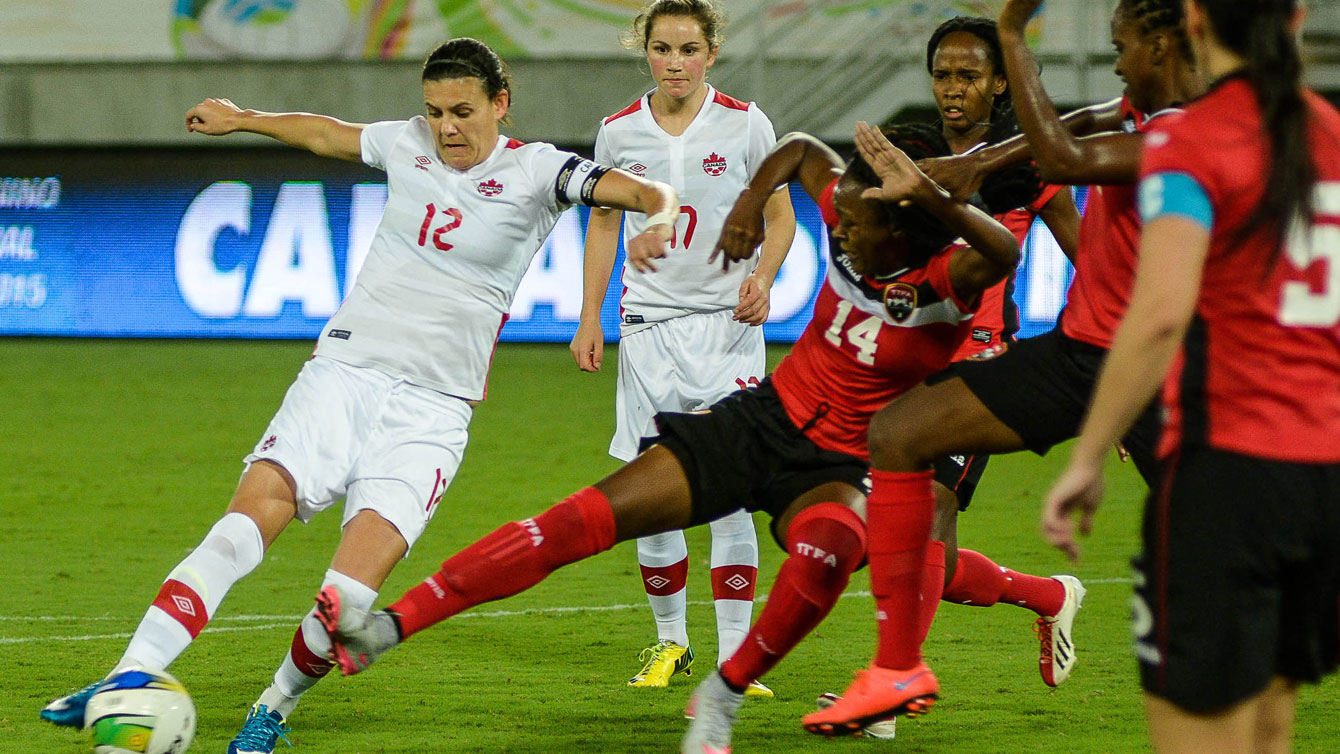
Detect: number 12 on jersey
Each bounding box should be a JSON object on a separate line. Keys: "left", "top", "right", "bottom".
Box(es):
{"left": 824, "top": 299, "right": 882, "bottom": 365}
{"left": 419, "top": 204, "right": 463, "bottom": 251}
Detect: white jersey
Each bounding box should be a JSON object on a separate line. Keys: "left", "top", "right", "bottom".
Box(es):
{"left": 316, "top": 117, "right": 606, "bottom": 401}
{"left": 595, "top": 85, "right": 778, "bottom": 335}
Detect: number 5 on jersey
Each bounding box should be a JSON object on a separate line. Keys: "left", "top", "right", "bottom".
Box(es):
{"left": 824, "top": 299, "right": 882, "bottom": 365}
{"left": 419, "top": 204, "right": 463, "bottom": 251}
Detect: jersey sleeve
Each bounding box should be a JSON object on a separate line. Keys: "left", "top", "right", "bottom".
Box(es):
{"left": 745, "top": 106, "right": 779, "bottom": 178}
{"left": 927, "top": 244, "right": 979, "bottom": 315}
{"left": 524, "top": 142, "right": 613, "bottom": 212}
{"left": 593, "top": 124, "right": 613, "bottom": 167}
{"left": 359, "top": 120, "right": 408, "bottom": 171}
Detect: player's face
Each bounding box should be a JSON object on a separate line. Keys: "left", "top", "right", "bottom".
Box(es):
{"left": 930, "top": 31, "right": 1006, "bottom": 140}
{"left": 1110, "top": 8, "right": 1158, "bottom": 113}
{"left": 423, "top": 76, "right": 509, "bottom": 170}
{"left": 831, "top": 179, "right": 905, "bottom": 277}
{"left": 645, "top": 15, "right": 718, "bottom": 102}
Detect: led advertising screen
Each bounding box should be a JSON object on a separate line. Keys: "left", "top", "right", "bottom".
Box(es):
{"left": 0, "top": 148, "right": 1074, "bottom": 342}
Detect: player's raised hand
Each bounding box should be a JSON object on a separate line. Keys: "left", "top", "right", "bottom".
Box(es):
{"left": 627, "top": 225, "right": 671, "bottom": 273}
{"left": 999, "top": 0, "right": 1045, "bottom": 34}
{"left": 186, "top": 98, "right": 246, "bottom": 136}
{"left": 917, "top": 153, "right": 987, "bottom": 203}
{"left": 854, "top": 121, "right": 932, "bottom": 206}
{"left": 735, "top": 272, "right": 771, "bottom": 326}
{"left": 1041, "top": 458, "right": 1105, "bottom": 563}
{"left": 569, "top": 319, "right": 605, "bottom": 372}
{"left": 711, "top": 188, "right": 767, "bottom": 271}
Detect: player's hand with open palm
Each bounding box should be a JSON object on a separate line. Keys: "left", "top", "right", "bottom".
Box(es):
{"left": 917, "top": 153, "right": 988, "bottom": 203}
{"left": 854, "top": 122, "right": 935, "bottom": 206}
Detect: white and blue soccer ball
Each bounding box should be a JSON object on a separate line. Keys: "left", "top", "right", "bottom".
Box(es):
{"left": 84, "top": 668, "right": 196, "bottom": 754}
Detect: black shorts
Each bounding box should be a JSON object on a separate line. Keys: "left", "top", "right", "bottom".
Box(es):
{"left": 930, "top": 327, "right": 1162, "bottom": 483}
{"left": 1134, "top": 446, "right": 1340, "bottom": 710}
{"left": 933, "top": 453, "right": 989, "bottom": 511}
{"left": 639, "top": 378, "right": 869, "bottom": 545}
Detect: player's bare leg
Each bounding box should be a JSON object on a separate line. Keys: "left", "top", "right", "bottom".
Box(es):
{"left": 317, "top": 446, "right": 695, "bottom": 675}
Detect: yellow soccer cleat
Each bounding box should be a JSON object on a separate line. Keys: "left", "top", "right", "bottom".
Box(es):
{"left": 744, "top": 680, "right": 775, "bottom": 698}
{"left": 628, "top": 640, "right": 695, "bottom": 688}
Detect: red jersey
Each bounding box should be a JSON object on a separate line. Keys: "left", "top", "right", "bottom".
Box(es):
{"left": 953, "top": 183, "right": 1066, "bottom": 360}
{"left": 1061, "top": 99, "right": 1181, "bottom": 349}
{"left": 772, "top": 181, "right": 977, "bottom": 459}
{"left": 1141, "top": 76, "right": 1340, "bottom": 463}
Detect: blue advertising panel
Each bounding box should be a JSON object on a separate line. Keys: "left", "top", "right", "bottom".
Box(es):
{"left": 0, "top": 149, "right": 1073, "bottom": 342}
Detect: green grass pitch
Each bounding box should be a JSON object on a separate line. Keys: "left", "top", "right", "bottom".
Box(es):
{"left": 2, "top": 339, "right": 1336, "bottom": 753}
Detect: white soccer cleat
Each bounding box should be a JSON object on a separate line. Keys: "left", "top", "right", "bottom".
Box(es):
{"left": 1036, "top": 574, "right": 1086, "bottom": 687}
{"left": 815, "top": 692, "right": 897, "bottom": 739}
{"left": 681, "top": 670, "right": 744, "bottom": 754}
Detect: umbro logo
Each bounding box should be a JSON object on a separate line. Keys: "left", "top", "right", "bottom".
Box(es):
{"left": 414, "top": 155, "right": 433, "bottom": 171}
{"left": 171, "top": 595, "right": 196, "bottom": 617}
{"left": 260, "top": 435, "right": 277, "bottom": 451}
{"left": 477, "top": 178, "right": 503, "bottom": 197}
{"left": 645, "top": 575, "right": 671, "bottom": 590}
{"left": 723, "top": 574, "right": 751, "bottom": 591}
{"left": 627, "top": 162, "right": 648, "bottom": 175}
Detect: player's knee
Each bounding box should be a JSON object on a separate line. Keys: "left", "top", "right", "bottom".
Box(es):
{"left": 868, "top": 401, "right": 938, "bottom": 470}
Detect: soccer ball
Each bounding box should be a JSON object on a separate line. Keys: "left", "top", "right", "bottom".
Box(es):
{"left": 84, "top": 669, "right": 196, "bottom": 754}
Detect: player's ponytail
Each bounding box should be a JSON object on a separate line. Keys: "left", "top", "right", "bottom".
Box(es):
{"left": 1198, "top": 0, "right": 1313, "bottom": 252}
{"left": 422, "top": 38, "right": 514, "bottom": 123}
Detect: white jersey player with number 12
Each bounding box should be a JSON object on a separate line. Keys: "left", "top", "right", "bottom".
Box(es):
{"left": 39, "top": 38, "right": 679, "bottom": 754}
{"left": 570, "top": 0, "right": 796, "bottom": 697}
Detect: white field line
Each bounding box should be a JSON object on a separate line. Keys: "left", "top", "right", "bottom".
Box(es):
{"left": 0, "top": 578, "right": 1133, "bottom": 645}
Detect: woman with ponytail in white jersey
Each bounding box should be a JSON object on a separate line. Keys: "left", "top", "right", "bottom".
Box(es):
{"left": 38, "top": 37, "right": 680, "bottom": 754}
{"left": 569, "top": 0, "right": 797, "bottom": 696}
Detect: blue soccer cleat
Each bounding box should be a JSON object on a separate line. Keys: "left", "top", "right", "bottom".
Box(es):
{"left": 40, "top": 679, "right": 104, "bottom": 728}
{"left": 228, "top": 703, "right": 292, "bottom": 754}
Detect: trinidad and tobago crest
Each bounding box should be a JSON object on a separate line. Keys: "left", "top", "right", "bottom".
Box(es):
{"left": 702, "top": 152, "right": 727, "bottom": 176}
{"left": 882, "top": 282, "right": 918, "bottom": 322}
{"left": 477, "top": 178, "right": 503, "bottom": 197}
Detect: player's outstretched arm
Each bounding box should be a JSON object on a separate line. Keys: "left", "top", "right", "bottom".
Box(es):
{"left": 713, "top": 133, "right": 843, "bottom": 270}
{"left": 185, "top": 98, "right": 365, "bottom": 162}
{"left": 735, "top": 185, "right": 797, "bottom": 325}
{"left": 588, "top": 170, "right": 678, "bottom": 273}
{"left": 853, "top": 122, "right": 1018, "bottom": 302}
{"left": 917, "top": 97, "right": 1124, "bottom": 201}
{"left": 998, "top": 0, "right": 1142, "bottom": 185}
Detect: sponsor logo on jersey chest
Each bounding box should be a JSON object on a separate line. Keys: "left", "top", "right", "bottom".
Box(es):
{"left": 702, "top": 152, "right": 727, "bottom": 176}
{"left": 883, "top": 282, "right": 917, "bottom": 322}
{"left": 477, "top": 178, "right": 503, "bottom": 197}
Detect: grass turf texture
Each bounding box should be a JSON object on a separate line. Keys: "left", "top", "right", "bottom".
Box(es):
{"left": 2, "top": 338, "right": 1337, "bottom": 754}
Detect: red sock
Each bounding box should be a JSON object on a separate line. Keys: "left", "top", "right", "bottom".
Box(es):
{"left": 390, "top": 487, "right": 617, "bottom": 638}
{"left": 641, "top": 559, "right": 689, "bottom": 597}
{"left": 288, "top": 624, "right": 333, "bottom": 679}
{"left": 867, "top": 469, "right": 936, "bottom": 670}
{"left": 710, "top": 564, "right": 758, "bottom": 602}
{"left": 719, "top": 503, "right": 865, "bottom": 689}
{"left": 915, "top": 540, "right": 946, "bottom": 645}
{"left": 943, "top": 549, "right": 1065, "bottom": 617}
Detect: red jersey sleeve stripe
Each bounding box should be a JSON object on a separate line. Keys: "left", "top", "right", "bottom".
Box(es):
{"left": 603, "top": 99, "right": 643, "bottom": 125}
{"left": 712, "top": 90, "right": 752, "bottom": 112}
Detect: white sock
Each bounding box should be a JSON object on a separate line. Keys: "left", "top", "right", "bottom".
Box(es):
{"left": 708, "top": 510, "right": 759, "bottom": 664}
{"left": 636, "top": 530, "right": 690, "bottom": 647}
{"left": 120, "top": 512, "right": 264, "bottom": 671}
{"left": 263, "top": 569, "right": 378, "bottom": 718}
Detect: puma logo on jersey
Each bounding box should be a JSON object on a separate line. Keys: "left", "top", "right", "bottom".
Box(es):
{"left": 795, "top": 542, "right": 839, "bottom": 566}
{"left": 477, "top": 179, "right": 503, "bottom": 197}
{"left": 702, "top": 152, "right": 727, "bottom": 176}
{"left": 520, "top": 517, "right": 544, "bottom": 547}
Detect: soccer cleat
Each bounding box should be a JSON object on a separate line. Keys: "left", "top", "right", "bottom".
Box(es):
{"left": 1036, "top": 574, "right": 1086, "bottom": 687}
{"left": 680, "top": 670, "right": 743, "bottom": 754}
{"left": 627, "top": 639, "right": 694, "bottom": 688}
{"left": 227, "top": 704, "right": 292, "bottom": 754}
{"left": 801, "top": 663, "right": 938, "bottom": 737}
{"left": 815, "top": 692, "right": 896, "bottom": 739}
{"left": 39, "top": 678, "right": 103, "bottom": 728}
{"left": 743, "top": 680, "right": 774, "bottom": 699}
{"left": 314, "top": 585, "right": 401, "bottom": 676}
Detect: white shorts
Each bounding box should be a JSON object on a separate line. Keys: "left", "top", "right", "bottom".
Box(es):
{"left": 244, "top": 356, "right": 472, "bottom": 552}
{"left": 610, "top": 309, "right": 765, "bottom": 461}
